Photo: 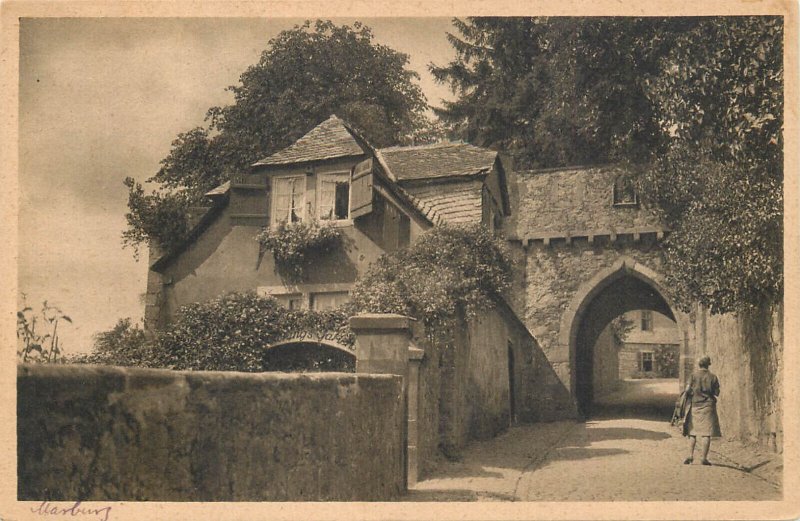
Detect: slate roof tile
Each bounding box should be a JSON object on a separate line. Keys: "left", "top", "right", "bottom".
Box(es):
{"left": 253, "top": 115, "right": 366, "bottom": 166}
{"left": 402, "top": 180, "right": 483, "bottom": 225}
{"left": 378, "top": 141, "right": 497, "bottom": 181}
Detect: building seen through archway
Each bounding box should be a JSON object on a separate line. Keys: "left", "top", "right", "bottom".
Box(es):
{"left": 572, "top": 272, "right": 681, "bottom": 418}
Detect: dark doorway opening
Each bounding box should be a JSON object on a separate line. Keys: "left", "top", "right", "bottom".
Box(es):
{"left": 263, "top": 342, "right": 356, "bottom": 372}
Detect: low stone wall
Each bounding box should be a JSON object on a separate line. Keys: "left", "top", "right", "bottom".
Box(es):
{"left": 18, "top": 364, "right": 405, "bottom": 501}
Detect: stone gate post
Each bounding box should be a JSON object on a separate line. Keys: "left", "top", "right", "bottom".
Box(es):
{"left": 350, "top": 313, "right": 422, "bottom": 487}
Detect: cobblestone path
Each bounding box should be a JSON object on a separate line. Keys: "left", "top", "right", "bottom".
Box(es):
{"left": 409, "top": 381, "right": 781, "bottom": 502}
{"left": 409, "top": 418, "right": 780, "bottom": 501}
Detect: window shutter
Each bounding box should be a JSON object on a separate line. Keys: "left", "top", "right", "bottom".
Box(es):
{"left": 350, "top": 158, "right": 374, "bottom": 218}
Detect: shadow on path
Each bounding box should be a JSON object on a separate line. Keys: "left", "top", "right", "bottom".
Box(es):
{"left": 586, "top": 426, "right": 671, "bottom": 442}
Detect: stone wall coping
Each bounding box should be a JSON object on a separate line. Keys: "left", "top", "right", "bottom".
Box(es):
{"left": 17, "top": 363, "right": 399, "bottom": 384}
{"left": 349, "top": 314, "right": 415, "bottom": 331}
{"left": 408, "top": 345, "right": 425, "bottom": 361}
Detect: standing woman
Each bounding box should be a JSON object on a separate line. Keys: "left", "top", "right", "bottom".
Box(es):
{"left": 683, "top": 355, "right": 722, "bottom": 465}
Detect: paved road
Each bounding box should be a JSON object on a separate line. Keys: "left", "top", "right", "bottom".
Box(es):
{"left": 409, "top": 380, "right": 781, "bottom": 501}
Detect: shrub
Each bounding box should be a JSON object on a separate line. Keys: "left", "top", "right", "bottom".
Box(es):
{"left": 151, "top": 292, "right": 353, "bottom": 372}
{"left": 70, "top": 318, "right": 154, "bottom": 366}
{"left": 610, "top": 315, "right": 635, "bottom": 345}
{"left": 348, "top": 224, "right": 512, "bottom": 328}
{"left": 654, "top": 344, "right": 679, "bottom": 378}
{"left": 257, "top": 220, "right": 342, "bottom": 281}
{"left": 71, "top": 293, "right": 354, "bottom": 373}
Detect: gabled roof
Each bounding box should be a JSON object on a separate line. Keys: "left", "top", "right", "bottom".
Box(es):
{"left": 252, "top": 115, "right": 366, "bottom": 167}
{"left": 378, "top": 141, "right": 498, "bottom": 181}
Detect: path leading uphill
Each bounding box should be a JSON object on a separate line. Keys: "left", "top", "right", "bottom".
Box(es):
{"left": 408, "top": 380, "right": 781, "bottom": 501}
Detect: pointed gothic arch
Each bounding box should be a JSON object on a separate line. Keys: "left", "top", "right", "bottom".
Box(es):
{"left": 558, "top": 257, "right": 692, "bottom": 414}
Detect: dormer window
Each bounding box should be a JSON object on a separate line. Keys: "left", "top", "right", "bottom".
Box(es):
{"left": 318, "top": 172, "right": 350, "bottom": 221}
{"left": 272, "top": 175, "right": 306, "bottom": 224}
{"left": 612, "top": 175, "right": 638, "bottom": 206}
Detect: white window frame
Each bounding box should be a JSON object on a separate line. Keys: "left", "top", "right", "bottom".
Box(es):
{"left": 316, "top": 171, "right": 352, "bottom": 223}
{"left": 271, "top": 174, "right": 306, "bottom": 227}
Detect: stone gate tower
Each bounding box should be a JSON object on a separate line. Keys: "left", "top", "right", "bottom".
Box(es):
{"left": 506, "top": 165, "right": 697, "bottom": 414}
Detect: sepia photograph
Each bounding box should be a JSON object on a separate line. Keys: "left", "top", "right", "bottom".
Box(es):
{"left": 2, "top": 2, "right": 796, "bottom": 520}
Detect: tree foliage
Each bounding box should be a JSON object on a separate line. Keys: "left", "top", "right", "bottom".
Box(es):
{"left": 348, "top": 224, "right": 512, "bottom": 328}
{"left": 641, "top": 17, "right": 783, "bottom": 313}
{"left": 121, "top": 177, "right": 191, "bottom": 259}
{"left": 124, "top": 20, "right": 429, "bottom": 256}
{"left": 431, "top": 17, "right": 697, "bottom": 168}
{"left": 434, "top": 17, "right": 783, "bottom": 313}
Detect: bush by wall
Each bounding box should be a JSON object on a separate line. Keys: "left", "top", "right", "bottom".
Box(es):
{"left": 82, "top": 225, "right": 508, "bottom": 374}
{"left": 78, "top": 293, "right": 353, "bottom": 372}
{"left": 654, "top": 344, "right": 679, "bottom": 378}
{"left": 348, "top": 224, "right": 512, "bottom": 329}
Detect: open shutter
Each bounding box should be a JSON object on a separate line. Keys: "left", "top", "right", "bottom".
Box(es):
{"left": 229, "top": 172, "right": 269, "bottom": 226}
{"left": 350, "top": 157, "right": 374, "bottom": 218}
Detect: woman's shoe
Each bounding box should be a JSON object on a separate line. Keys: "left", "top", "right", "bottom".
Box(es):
{"left": 683, "top": 457, "right": 693, "bottom": 464}
{"left": 701, "top": 460, "right": 712, "bottom": 466}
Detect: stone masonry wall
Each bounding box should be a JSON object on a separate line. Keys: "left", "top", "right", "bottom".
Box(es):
{"left": 697, "top": 304, "right": 783, "bottom": 451}
{"left": 523, "top": 239, "right": 667, "bottom": 386}
{"left": 18, "top": 364, "right": 405, "bottom": 501}
{"left": 512, "top": 166, "right": 663, "bottom": 236}
{"left": 409, "top": 323, "right": 443, "bottom": 479}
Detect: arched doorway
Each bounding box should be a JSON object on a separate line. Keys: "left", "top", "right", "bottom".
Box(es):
{"left": 263, "top": 341, "right": 356, "bottom": 372}
{"left": 565, "top": 260, "right": 686, "bottom": 417}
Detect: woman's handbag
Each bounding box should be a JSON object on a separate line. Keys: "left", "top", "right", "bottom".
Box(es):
{"left": 670, "top": 389, "right": 690, "bottom": 429}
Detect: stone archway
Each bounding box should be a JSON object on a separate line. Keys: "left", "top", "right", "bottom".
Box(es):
{"left": 559, "top": 257, "right": 691, "bottom": 415}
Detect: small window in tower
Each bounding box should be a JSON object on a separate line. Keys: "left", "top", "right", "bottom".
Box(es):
{"left": 612, "top": 175, "right": 638, "bottom": 206}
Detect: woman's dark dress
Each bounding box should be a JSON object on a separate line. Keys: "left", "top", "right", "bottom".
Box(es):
{"left": 684, "top": 368, "right": 722, "bottom": 437}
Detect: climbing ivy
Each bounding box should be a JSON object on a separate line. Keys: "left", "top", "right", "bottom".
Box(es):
{"left": 348, "top": 224, "right": 512, "bottom": 328}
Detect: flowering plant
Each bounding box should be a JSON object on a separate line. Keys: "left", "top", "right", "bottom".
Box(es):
{"left": 256, "top": 220, "right": 342, "bottom": 281}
